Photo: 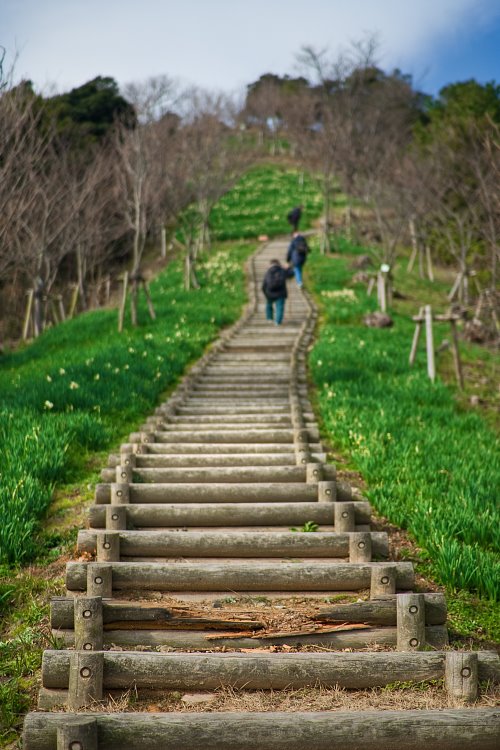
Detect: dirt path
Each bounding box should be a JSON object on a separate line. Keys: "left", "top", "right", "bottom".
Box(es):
{"left": 23, "top": 241, "right": 500, "bottom": 749}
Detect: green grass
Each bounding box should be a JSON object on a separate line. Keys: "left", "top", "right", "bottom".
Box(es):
{"left": 210, "top": 164, "right": 323, "bottom": 240}
{"left": 307, "top": 239, "right": 500, "bottom": 603}
{"left": 0, "top": 245, "right": 253, "bottom": 566}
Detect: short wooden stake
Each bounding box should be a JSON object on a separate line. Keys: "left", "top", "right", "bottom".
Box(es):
{"left": 118, "top": 271, "right": 128, "bottom": 333}
{"left": 57, "top": 716, "right": 98, "bottom": 750}
{"left": 105, "top": 505, "right": 127, "bottom": 530}
{"left": 334, "top": 502, "right": 355, "bottom": 532}
{"left": 397, "top": 593, "right": 426, "bottom": 651}
{"left": 115, "top": 465, "right": 133, "bottom": 484}
{"left": 119, "top": 451, "right": 137, "bottom": 468}
{"left": 87, "top": 563, "right": 112, "bottom": 598}
{"left": 111, "top": 483, "right": 130, "bottom": 505}
{"left": 349, "top": 532, "right": 372, "bottom": 562}
{"left": 143, "top": 281, "right": 156, "bottom": 320}
{"left": 318, "top": 481, "right": 336, "bottom": 502}
{"left": 306, "top": 463, "right": 324, "bottom": 483}
{"left": 68, "top": 285, "right": 79, "bottom": 319}
{"left": 295, "top": 446, "right": 312, "bottom": 465}
{"left": 22, "top": 290, "right": 34, "bottom": 341}
{"left": 294, "top": 428, "right": 309, "bottom": 446}
{"left": 377, "top": 272, "right": 387, "bottom": 312}
{"left": 409, "top": 307, "right": 424, "bottom": 365}
{"left": 68, "top": 651, "right": 103, "bottom": 710}
{"left": 445, "top": 652, "right": 478, "bottom": 704}
{"left": 450, "top": 319, "right": 464, "bottom": 389}
{"left": 74, "top": 597, "right": 103, "bottom": 651}
{"left": 370, "top": 565, "right": 397, "bottom": 598}
{"left": 424, "top": 305, "right": 436, "bottom": 382}
{"left": 96, "top": 532, "right": 120, "bottom": 562}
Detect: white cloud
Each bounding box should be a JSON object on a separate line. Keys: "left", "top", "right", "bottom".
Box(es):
{"left": 2, "top": 0, "right": 499, "bottom": 93}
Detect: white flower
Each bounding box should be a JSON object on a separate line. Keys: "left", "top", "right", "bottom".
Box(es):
{"left": 94, "top": 373, "right": 100, "bottom": 380}
{"left": 46, "top": 375, "right": 52, "bottom": 382}
{"left": 59, "top": 368, "right": 66, "bottom": 375}
{"left": 44, "top": 400, "right": 54, "bottom": 410}
{"left": 69, "top": 381, "right": 79, "bottom": 390}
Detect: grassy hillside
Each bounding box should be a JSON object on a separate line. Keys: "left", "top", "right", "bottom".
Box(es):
{"left": 306, "top": 240, "right": 500, "bottom": 604}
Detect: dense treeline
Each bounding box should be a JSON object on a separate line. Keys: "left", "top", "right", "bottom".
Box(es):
{"left": 0, "top": 41, "right": 498, "bottom": 341}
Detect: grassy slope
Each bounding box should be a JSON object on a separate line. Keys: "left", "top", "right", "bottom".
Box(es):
{"left": 305, "top": 235, "right": 499, "bottom": 633}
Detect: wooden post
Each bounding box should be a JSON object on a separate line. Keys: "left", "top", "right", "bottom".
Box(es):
{"left": 377, "top": 272, "right": 387, "bottom": 312}
{"left": 448, "top": 271, "right": 462, "bottom": 302}
{"left": 366, "top": 276, "right": 375, "bottom": 296}
{"left": 118, "top": 272, "right": 128, "bottom": 333}
{"left": 96, "top": 532, "right": 120, "bottom": 563}
{"left": 161, "top": 226, "right": 167, "bottom": 259}
{"left": 57, "top": 294, "right": 66, "bottom": 322}
{"left": 116, "top": 465, "right": 133, "bottom": 484}
{"left": 409, "top": 308, "right": 424, "bottom": 365}
{"left": 450, "top": 319, "right": 464, "bottom": 389}
{"left": 370, "top": 565, "right": 397, "bottom": 598}
{"left": 67, "top": 651, "right": 103, "bottom": 710}
{"left": 68, "top": 284, "right": 79, "bottom": 319}
{"left": 397, "top": 593, "right": 426, "bottom": 651}
{"left": 111, "top": 483, "right": 130, "bottom": 505}
{"left": 445, "top": 652, "right": 478, "bottom": 704}
{"left": 306, "top": 463, "right": 324, "bottom": 483}
{"left": 318, "top": 481, "right": 336, "bottom": 502}
{"left": 424, "top": 305, "right": 436, "bottom": 382}
{"left": 349, "top": 532, "right": 372, "bottom": 562}
{"left": 407, "top": 219, "right": 418, "bottom": 273}
{"left": 119, "top": 451, "right": 137, "bottom": 469}
{"left": 74, "top": 597, "right": 103, "bottom": 651}
{"left": 143, "top": 281, "right": 156, "bottom": 321}
{"left": 334, "top": 503, "right": 355, "bottom": 532}
{"left": 87, "top": 563, "right": 112, "bottom": 598}
{"left": 22, "top": 290, "right": 34, "bottom": 340}
{"left": 425, "top": 244, "right": 434, "bottom": 281}
{"left": 105, "top": 505, "right": 127, "bottom": 531}
{"left": 57, "top": 717, "right": 98, "bottom": 750}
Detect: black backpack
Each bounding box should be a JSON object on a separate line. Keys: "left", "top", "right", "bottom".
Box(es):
{"left": 266, "top": 266, "right": 283, "bottom": 292}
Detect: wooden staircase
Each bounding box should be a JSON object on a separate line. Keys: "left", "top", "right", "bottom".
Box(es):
{"left": 23, "top": 241, "right": 500, "bottom": 749}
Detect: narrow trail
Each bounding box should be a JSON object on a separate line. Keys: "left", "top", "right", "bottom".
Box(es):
{"left": 23, "top": 240, "right": 499, "bottom": 748}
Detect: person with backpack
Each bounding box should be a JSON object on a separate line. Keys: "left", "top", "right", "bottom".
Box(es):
{"left": 286, "top": 232, "right": 310, "bottom": 288}
{"left": 287, "top": 205, "right": 302, "bottom": 233}
{"left": 262, "top": 259, "right": 293, "bottom": 325}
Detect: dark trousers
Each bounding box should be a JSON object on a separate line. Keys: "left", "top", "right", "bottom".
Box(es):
{"left": 266, "top": 297, "right": 285, "bottom": 325}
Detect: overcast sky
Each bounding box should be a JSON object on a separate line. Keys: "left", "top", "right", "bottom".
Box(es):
{"left": 2, "top": 0, "right": 500, "bottom": 97}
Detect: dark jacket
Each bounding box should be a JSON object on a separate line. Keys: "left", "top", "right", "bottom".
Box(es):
{"left": 262, "top": 264, "right": 292, "bottom": 301}
{"left": 287, "top": 235, "right": 309, "bottom": 267}
{"left": 287, "top": 206, "right": 302, "bottom": 227}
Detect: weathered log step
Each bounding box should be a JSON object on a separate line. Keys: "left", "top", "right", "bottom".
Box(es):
{"left": 107, "top": 453, "right": 327, "bottom": 468}
{"left": 182, "top": 395, "right": 292, "bottom": 403}
{"left": 149, "top": 421, "right": 316, "bottom": 432}
{"left": 52, "top": 625, "right": 449, "bottom": 651}
{"left": 24, "top": 709, "right": 500, "bottom": 750}
{"left": 184, "top": 384, "right": 300, "bottom": 393}
{"left": 100, "top": 466, "right": 335, "bottom": 484}
{"left": 214, "top": 353, "right": 291, "bottom": 361}
{"left": 77, "top": 530, "right": 389, "bottom": 558}
{"left": 88, "top": 501, "right": 372, "bottom": 528}
{"left": 41, "top": 650, "right": 499, "bottom": 691}
{"left": 122, "top": 443, "right": 324, "bottom": 454}
{"left": 50, "top": 598, "right": 265, "bottom": 630}
{"left": 193, "top": 376, "right": 295, "bottom": 384}
{"left": 171, "top": 405, "right": 293, "bottom": 414}
{"left": 314, "top": 594, "right": 449, "bottom": 626}
{"left": 66, "top": 561, "right": 414, "bottom": 593}
{"left": 162, "top": 414, "right": 296, "bottom": 424}
{"left": 129, "top": 429, "right": 319, "bottom": 444}
{"left": 94, "top": 482, "right": 338, "bottom": 504}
